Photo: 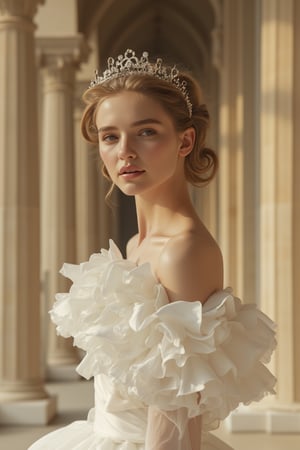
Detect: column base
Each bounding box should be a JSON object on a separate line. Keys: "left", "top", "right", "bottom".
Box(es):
{"left": 225, "top": 404, "right": 300, "bottom": 433}
{"left": 0, "top": 395, "right": 56, "bottom": 425}
{"left": 47, "top": 364, "right": 81, "bottom": 381}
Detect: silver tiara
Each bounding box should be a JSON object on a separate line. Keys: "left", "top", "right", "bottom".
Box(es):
{"left": 89, "top": 49, "right": 192, "bottom": 117}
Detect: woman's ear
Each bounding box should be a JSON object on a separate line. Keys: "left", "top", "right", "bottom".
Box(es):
{"left": 178, "top": 127, "right": 196, "bottom": 157}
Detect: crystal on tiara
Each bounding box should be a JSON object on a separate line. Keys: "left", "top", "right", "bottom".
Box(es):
{"left": 89, "top": 49, "right": 192, "bottom": 117}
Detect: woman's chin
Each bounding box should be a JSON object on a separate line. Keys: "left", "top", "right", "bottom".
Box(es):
{"left": 118, "top": 185, "right": 142, "bottom": 197}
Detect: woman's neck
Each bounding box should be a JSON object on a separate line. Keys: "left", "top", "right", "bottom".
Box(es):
{"left": 134, "top": 183, "right": 198, "bottom": 243}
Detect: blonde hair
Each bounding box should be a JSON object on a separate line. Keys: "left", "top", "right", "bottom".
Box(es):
{"left": 81, "top": 72, "right": 218, "bottom": 186}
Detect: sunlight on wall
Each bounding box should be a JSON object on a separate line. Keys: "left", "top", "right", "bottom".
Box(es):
{"left": 260, "top": 1, "right": 295, "bottom": 404}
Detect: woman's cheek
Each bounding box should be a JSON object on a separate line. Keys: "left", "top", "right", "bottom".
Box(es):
{"left": 99, "top": 150, "right": 113, "bottom": 177}
{"left": 99, "top": 147, "right": 111, "bottom": 165}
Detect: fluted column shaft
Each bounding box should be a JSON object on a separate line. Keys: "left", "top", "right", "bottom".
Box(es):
{"left": 38, "top": 36, "right": 89, "bottom": 376}
{"left": 0, "top": 0, "right": 56, "bottom": 424}
{"left": 74, "top": 81, "right": 110, "bottom": 263}
{"left": 74, "top": 81, "right": 116, "bottom": 262}
{"left": 42, "top": 63, "right": 78, "bottom": 368}
{"left": 259, "top": 0, "right": 299, "bottom": 406}
{"left": 0, "top": 0, "right": 43, "bottom": 401}
{"left": 218, "top": 0, "right": 246, "bottom": 298}
{"left": 225, "top": 0, "right": 300, "bottom": 433}
{"left": 74, "top": 77, "right": 119, "bottom": 263}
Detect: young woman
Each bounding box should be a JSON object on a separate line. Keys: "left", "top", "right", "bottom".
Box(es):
{"left": 29, "top": 49, "right": 276, "bottom": 450}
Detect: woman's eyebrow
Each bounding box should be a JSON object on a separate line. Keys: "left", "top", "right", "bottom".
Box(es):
{"left": 131, "top": 118, "right": 162, "bottom": 126}
{"left": 98, "top": 118, "right": 162, "bottom": 133}
{"left": 97, "top": 125, "right": 117, "bottom": 133}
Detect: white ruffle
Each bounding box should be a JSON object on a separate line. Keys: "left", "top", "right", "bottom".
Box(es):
{"left": 50, "top": 240, "right": 276, "bottom": 432}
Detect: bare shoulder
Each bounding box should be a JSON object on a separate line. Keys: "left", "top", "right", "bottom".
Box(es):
{"left": 157, "top": 229, "right": 223, "bottom": 304}
{"left": 126, "top": 233, "right": 138, "bottom": 258}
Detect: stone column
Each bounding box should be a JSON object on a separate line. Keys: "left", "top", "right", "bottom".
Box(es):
{"left": 218, "top": 0, "right": 245, "bottom": 298}
{"left": 294, "top": 0, "right": 300, "bottom": 406}
{"left": 0, "top": 0, "right": 56, "bottom": 424}
{"left": 38, "top": 36, "right": 89, "bottom": 380}
{"left": 227, "top": 0, "right": 300, "bottom": 433}
{"left": 257, "top": 0, "right": 300, "bottom": 429}
{"left": 74, "top": 81, "right": 113, "bottom": 263}
{"left": 218, "top": 0, "right": 261, "bottom": 304}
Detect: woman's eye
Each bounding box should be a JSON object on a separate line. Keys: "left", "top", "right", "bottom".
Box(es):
{"left": 102, "top": 134, "right": 118, "bottom": 143}
{"left": 140, "top": 128, "right": 156, "bottom": 137}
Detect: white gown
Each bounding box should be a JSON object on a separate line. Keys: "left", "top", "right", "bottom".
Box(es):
{"left": 29, "top": 240, "right": 276, "bottom": 450}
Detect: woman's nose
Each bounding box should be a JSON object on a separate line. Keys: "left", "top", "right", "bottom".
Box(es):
{"left": 118, "top": 136, "right": 136, "bottom": 159}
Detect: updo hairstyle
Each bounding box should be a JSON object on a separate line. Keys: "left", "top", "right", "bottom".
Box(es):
{"left": 81, "top": 72, "right": 218, "bottom": 186}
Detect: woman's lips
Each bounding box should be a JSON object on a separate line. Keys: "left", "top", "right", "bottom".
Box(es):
{"left": 119, "top": 166, "right": 145, "bottom": 178}
{"left": 120, "top": 170, "right": 145, "bottom": 179}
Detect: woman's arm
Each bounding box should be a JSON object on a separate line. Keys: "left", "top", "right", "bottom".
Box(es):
{"left": 145, "top": 232, "right": 223, "bottom": 450}
{"left": 145, "top": 407, "right": 202, "bottom": 450}
{"left": 157, "top": 232, "right": 223, "bottom": 304}
{"left": 145, "top": 407, "right": 183, "bottom": 450}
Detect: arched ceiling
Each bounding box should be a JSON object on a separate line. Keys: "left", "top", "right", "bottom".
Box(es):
{"left": 77, "top": 0, "right": 220, "bottom": 82}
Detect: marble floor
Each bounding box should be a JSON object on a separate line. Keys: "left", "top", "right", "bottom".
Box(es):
{"left": 1, "top": 380, "right": 299, "bottom": 450}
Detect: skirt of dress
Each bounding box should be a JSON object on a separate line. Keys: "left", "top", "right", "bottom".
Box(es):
{"left": 28, "top": 418, "right": 234, "bottom": 450}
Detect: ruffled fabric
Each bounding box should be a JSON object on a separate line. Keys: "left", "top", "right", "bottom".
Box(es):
{"left": 50, "top": 240, "right": 276, "bottom": 433}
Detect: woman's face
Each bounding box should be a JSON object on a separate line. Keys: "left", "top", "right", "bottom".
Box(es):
{"left": 95, "top": 90, "right": 194, "bottom": 197}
